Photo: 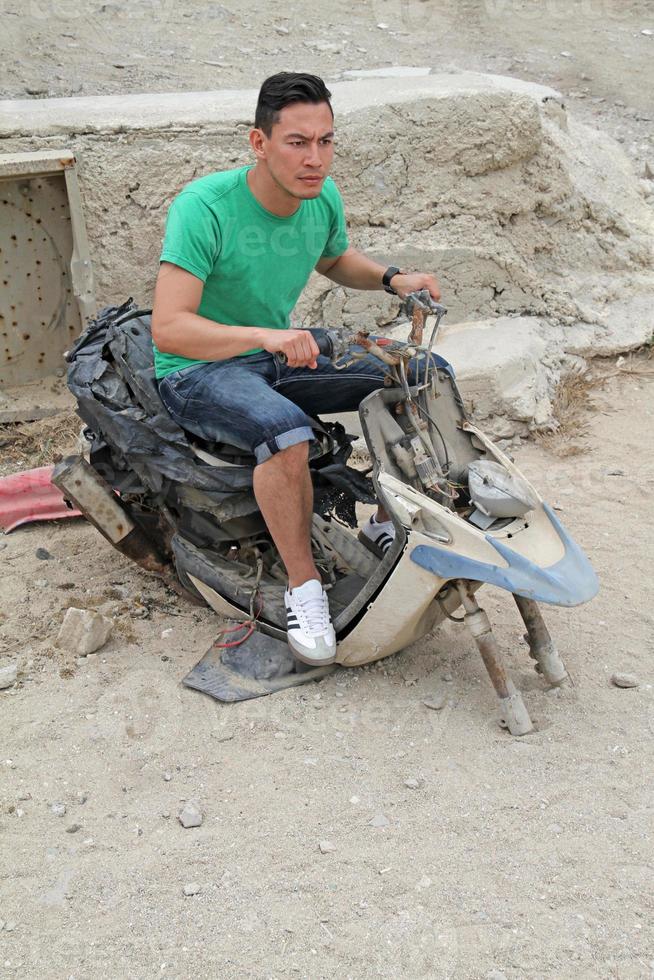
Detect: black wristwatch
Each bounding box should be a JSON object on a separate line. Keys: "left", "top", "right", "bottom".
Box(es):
{"left": 382, "top": 266, "right": 403, "bottom": 295}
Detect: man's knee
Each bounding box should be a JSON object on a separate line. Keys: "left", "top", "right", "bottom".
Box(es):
{"left": 255, "top": 434, "right": 311, "bottom": 469}
{"left": 253, "top": 423, "right": 314, "bottom": 465}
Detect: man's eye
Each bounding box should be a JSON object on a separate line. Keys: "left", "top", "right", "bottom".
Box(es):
{"left": 320, "top": 139, "right": 333, "bottom": 145}
{"left": 290, "top": 141, "right": 304, "bottom": 146}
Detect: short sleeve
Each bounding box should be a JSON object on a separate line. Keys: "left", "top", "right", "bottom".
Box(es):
{"left": 320, "top": 179, "right": 349, "bottom": 259}
{"left": 159, "top": 192, "right": 222, "bottom": 282}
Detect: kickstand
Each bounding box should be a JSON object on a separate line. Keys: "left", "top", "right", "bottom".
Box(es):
{"left": 455, "top": 579, "right": 533, "bottom": 736}
{"left": 513, "top": 595, "right": 568, "bottom": 686}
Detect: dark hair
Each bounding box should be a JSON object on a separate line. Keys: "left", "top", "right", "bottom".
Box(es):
{"left": 255, "top": 72, "right": 333, "bottom": 136}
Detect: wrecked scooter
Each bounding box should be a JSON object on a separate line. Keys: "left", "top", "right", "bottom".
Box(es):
{"left": 53, "top": 294, "right": 598, "bottom": 734}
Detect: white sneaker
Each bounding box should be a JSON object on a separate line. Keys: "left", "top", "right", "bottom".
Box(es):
{"left": 284, "top": 578, "right": 336, "bottom": 666}
{"left": 358, "top": 514, "right": 396, "bottom": 559}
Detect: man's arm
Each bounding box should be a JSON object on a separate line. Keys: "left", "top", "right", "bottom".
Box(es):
{"left": 152, "top": 263, "right": 320, "bottom": 368}
{"left": 316, "top": 246, "right": 441, "bottom": 302}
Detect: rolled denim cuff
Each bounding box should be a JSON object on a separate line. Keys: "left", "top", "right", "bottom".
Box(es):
{"left": 254, "top": 425, "right": 315, "bottom": 464}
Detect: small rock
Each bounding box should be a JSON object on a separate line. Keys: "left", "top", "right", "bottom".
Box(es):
{"left": 423, "top": 692, "right": 447, "bottom": 711}
{"left": 66, "top": 823, "right": 82, "bottom": 834}
{"left": 641, "top": 29, "right": 653, "bottom": 36}
{"left": 560, "top": 50, "right": 571, "bottom": 57}
{"left": 50, "top": 802, "right": 66, "bottom": 817}
{"left": 35, "top": 547, "right": 53, "bottom": 560}
{"left": 56, "top": 607, "right": 113, "bottom": 656}
{"left": 611, "top": 672, "right": 639, "bottom": 689}
{"left": 162, "top": 810, "right": 171, "bottom": 819}
{"left": 443, "top": 673, "right": 453, "bottom": 682}
{"left": 319, "top": 840, "right": 336, "bottom": 854}
{"left": 163, "top": 772, "right": 172, "bottom": 782}
{"left": 5, "top": 920, "right": 17, "bottom": 932}
{"left": 183, "top": 882, "right": 201, "bottom": 896}
{"left": 403, "top": 778, "right": 420, "bottom": 790}
{"left": 486, "top": 971, "right": 508, "bottom": 980}
{"left": 275, "top": 25, "right": 289, "bottom": 34}
{"left": 0, "top": 541, "right": 7, "bottom": 551}
{"left": 376, "top": 22, "right": 389, "bottom": 29}
{"left": 178, "top": 802, "right": 203, "bottom": 828}
{"left": 0, "top": 663, "right": 18, "bottom": 690}
{"left": 161, "top": 628, "right": 173, "bottom": 639}
{"left": 644, "top": 161, "right": 654, "bottom": 180}
{"left": 369, "top": 813, "right": 390, "bottom": 829}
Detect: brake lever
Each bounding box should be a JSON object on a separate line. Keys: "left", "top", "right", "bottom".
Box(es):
{"left": 402, "top": 289, "right": 447, "bottom": 319}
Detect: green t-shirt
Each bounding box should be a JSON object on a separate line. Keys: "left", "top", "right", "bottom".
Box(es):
{"left": 153, "top": 165, "right": 349, "bottom": 379}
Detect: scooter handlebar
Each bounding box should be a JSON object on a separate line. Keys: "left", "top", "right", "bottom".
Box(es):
{"left": 275, "top": 328, "right": 338, "bottom": 365}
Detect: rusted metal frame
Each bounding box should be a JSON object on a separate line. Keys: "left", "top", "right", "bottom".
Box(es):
{"left": 63, "top": 160, "right": 96, "bottom": 322}
{"left": 52, "top": 455, "right": 169, "bottom": 574}
{"left": 0, "top": 148, "right": 96, "bottom": 326}
{"left": 513, "top": 594, "right": 567, "bottom": 685}
{"left": 455, "top": 579, "right": 533, "bottom": 736}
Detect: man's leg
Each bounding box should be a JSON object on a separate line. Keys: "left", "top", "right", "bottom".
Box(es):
{"left": 252, "top": 441, "right": 318, "bottom": 589}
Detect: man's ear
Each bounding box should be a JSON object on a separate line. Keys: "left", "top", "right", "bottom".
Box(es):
{"left": 249, "top": 128, "right": 266, "bottom": 160}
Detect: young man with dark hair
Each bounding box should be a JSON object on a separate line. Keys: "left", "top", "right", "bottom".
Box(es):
{"left": 152, "top": 72, "right": 440, "bottom": 667}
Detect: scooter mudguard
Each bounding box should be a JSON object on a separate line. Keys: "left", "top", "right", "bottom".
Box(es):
{"left": 0, "top": 465, "right": 82, "bottom": 533}
{"left": 411, "top": 502, "right": 599, "bottom": 607}
{"left": 183, "top": 628, "right": 335, "bottom": 702}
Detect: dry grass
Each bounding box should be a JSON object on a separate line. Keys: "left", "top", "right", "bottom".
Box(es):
{"left": 0, "top": 410, "right": 82, "bottom": 470}
{"left": 533, "top": 366, "right": 604, "bottom": 457}
{"left": 534, "top": 347, "right": 654, "bottom": 457}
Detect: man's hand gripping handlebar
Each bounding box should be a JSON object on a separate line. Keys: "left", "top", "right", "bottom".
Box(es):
{"left": 271, "top": 291, "right": 447, "bottom": 371}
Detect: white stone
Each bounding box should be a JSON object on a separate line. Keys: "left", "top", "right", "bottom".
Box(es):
{"left": 56, "top": 608, "right": 112, "bottom": 656}
{"left": 611, "top": 672, "right": 639, "bottom": 689}
{"left": 183, "top": 882, "right": 201, "bottom": 896}
{"left": 319, "top": 840, "right": 336, "bottom": 853}
{"left": 178, "top": 802, "right": 203, "bottom": 828}
{"left": 0, "top": 663, "right": 17, "bottom": 690}
{"left": 369, "top": 813, "right": 390, "bottom": 828}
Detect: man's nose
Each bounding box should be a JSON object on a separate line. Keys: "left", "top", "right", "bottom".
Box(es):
{"left": 304, "top": 142, "right": 322, "bottom": 167}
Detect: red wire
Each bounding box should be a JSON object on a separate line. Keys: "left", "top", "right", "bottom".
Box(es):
{"left": 214, "top": 621, "right": 256, "bottom": 649}
{"left": 213, "top": 594, "right": 264, "bottom": 650}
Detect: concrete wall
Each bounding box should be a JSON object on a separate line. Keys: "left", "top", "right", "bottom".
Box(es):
{"left": 2, "top": 73, "right": 653, "bottom": 430}
{"left": 1, "top": 73, "right": 652, "bottom": 331}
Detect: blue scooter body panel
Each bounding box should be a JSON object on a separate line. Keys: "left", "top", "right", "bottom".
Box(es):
{"left": 410, "top": 503, "right": 599, "bottom": 607}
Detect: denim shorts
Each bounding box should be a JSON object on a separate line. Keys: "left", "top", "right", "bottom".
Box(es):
{"left": 158, "top": 346, "right": 433, "bottom": 465}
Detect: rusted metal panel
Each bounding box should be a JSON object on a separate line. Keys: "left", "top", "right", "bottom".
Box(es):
{"left": 0, "top": 150, "right": 95, "bottom": 386}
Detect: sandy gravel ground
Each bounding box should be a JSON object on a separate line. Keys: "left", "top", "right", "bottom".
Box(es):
{"left": 2, "top": 2, "right": 654, "bottom": 978}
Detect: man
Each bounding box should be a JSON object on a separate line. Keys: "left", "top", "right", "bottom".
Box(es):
{"left": 152, "top": 72, "right": 440, "bottom": 668}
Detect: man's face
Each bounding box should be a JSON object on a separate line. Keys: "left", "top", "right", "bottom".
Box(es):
{"left": 257, "top": 100, "right": 335, "bottom": 200}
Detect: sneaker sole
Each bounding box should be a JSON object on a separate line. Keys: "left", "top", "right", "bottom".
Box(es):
{"left": 287, "top": 634, "right": 336, "bottom": 667}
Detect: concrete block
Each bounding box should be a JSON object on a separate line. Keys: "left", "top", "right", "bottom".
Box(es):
{"left": 56, "top": 607, "right": 113, "bottom": 656}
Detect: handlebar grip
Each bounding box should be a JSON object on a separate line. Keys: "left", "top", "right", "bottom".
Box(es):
{"left": 275, "top": 328, "right": 335, "bottom": 365}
